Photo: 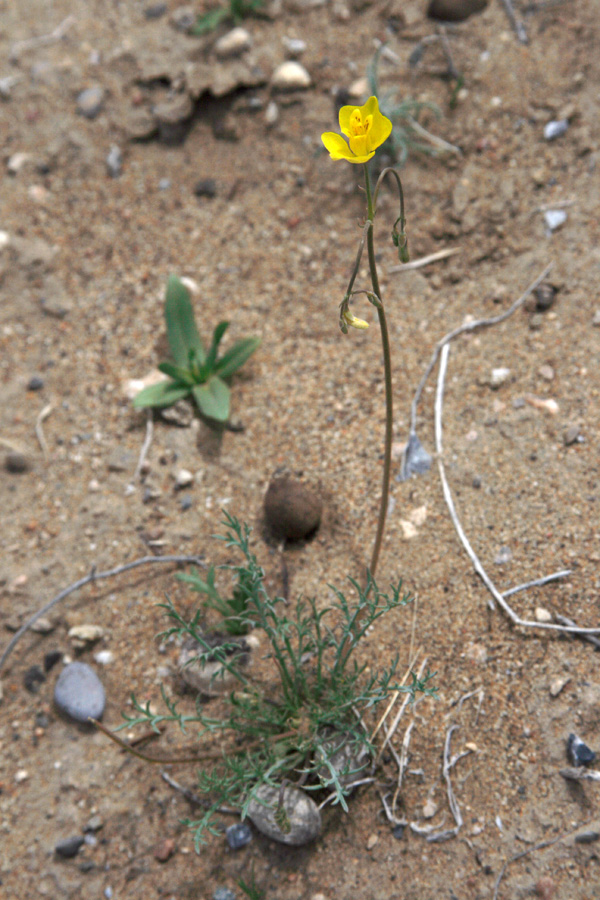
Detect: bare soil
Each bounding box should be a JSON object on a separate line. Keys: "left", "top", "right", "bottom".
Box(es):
{"left": 1, "top": 0, "right": 599, "bottom": 898}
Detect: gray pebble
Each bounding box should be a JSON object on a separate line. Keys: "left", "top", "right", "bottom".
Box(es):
{"left": 247, "top": 783, "right": 321, "bottom": 845}
{"left": 27, "top": 374, "right": 44, "bottom": 391}
{"left": 24, "top": 665, "right": 46, "bottom": 694}
{"left": 171, "top": 5, "right": 196, "bottom": 31}
{"left": 213, "top": 889, "right": 236, "bottom": 900}
{"left": 54, "top": 662, "right": 105, "bottom": 723}
{"left": 107, "top": 449, "right": 134, "bottom": 472}
{"left": 575, "top": 832, "right": 600, "bottom": 844}
{"left": 534, "top": 283, "right": 556, "bottom": 311}
{"left": 564, "top": 425, "right": 582, "bottom": 446}
{"left": 180, "top": 494, "right": 193, "bottom": 511}
{"left": 106, "top": 145, "right": 123, "bottom": 178}
{"left": 144, "top": 2, "right": 167, "bottom": 17}
{"left": 77, "top": 86, "right": 105, "bottom": 119}
{"left": 544, "top": 119, "right": 568, "bottom": 141}
{"left": 226, "top": 821, "right": 252, "bottom": 850}
{"left": 55, "top": 835, "right": 85, "bottom": 858}
{"left": 194, "top": 178, "right": 217, "bottom": 198}
{"left": 85, "top": 814, "right": 104, "bottom": 832}
{"left": 494, "top": 546, "right": 512, "bottom": 565}
{"left": 158, "top": 178, "right": 171, "bottom": 190}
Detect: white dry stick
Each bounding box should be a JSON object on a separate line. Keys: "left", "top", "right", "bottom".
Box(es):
{"left": 559, "top": 768, "right": 600, "bottom": 784}
{"left": 499, "top": 0, "right": 528, "bottom": 44}
{"left": 377, "top": 657, "right": 429, "bottom": 760}
{"left": 0, "top": 554, "right": 206, "bottom": 672}
{"left": 435, "top": 343, "right": 600, "bottom": 637}
{"left": 389, "top": 247, "right": 461, "bottom": 273}
{"left": 426, "top": 724, "right": 469, "bottom": 843}
{"left": 133, "top": 409, "right": 154, "bottom": 482}
{"left": 35, "top": 403, "right": 53, "bottom": 455}
{"left": 10, "top": 15, "right": 76, "bottom": 61}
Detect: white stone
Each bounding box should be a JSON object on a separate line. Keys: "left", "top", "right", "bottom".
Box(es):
{"left": 175, "top": 468, "right": 194, "bottom": 488}
{"left": 271, "top": 61, "right": 311, "bottom": 91}
{"left": 68, "top": 624, "right": 105, "bottom": 647}
{"left": 408, "top": 504, "right": 428, "bottom": 527}
{"left": 265, "top": 100, "right": 279, "bottom": 126}
{"left": 400, "top": 519, "right": 418, "bottom": 540}
{"left": 0, "top": 230, "right": 10, "bottom": 250}
{"left": 490, "top": 367, "right": 511, "bottom": 388}
{"left": 423, "top": 798, "right": 437, "bottom": 819}
{"left": 535, "top": 607, "right": 553, "bottom": 623}
{"left": 525, "top": 395, "right": 559, "bottom": 415}
{"left": 94, "top": 650, "right": 114, "bottom": 665}
{"left": 7, "top": 152, "right": 31, "bottom": 174}
{"left": 549, "top": 676, "right": 570, "bottom": 697}
{"left": 544, "top": 209, "right": 567, "bottom": 232}
{"left": 282, "top": 36, "right": 306, "bottom": 58}
{"left": 214, "top": 27, "right": 252, "bottom": 59}
{"left": 123, "top": 369, "right": 168, "bottom": 400}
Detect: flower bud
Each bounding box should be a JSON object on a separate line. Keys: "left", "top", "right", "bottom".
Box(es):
{"left": 341, "top": 308, "right": 369, "bottom": 330}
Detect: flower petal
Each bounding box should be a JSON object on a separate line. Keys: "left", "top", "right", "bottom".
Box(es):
{"left": 321, "top": 131, "right": 353, "bottom": 159}
{"left": 338, "top": 105, "right": 356, "bottom": 138}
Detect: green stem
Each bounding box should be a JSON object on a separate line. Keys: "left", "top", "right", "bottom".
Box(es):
{"left": 363, "top": 164, "right": 393, "bottom": 581}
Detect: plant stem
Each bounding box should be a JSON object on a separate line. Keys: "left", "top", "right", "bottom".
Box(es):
{"left": 363, "top": 164, "right": 394, "bottom": 581}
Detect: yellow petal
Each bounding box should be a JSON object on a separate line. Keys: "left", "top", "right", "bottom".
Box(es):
{"left": 321, "top": 132, "right": 375, "bottom": 164}
{"left": 342, "top": 309, "right": 369, "bottom": 330}
{"left": 338, "top": 96, "right": 392, "bottom": 152}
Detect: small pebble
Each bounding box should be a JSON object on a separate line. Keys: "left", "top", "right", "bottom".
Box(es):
{"left": 180, "top": 494, "right": 193, "bottom": 511}
{"left": 213, "top": 890, "right": 236, "bottom": 900}
{"left": 544, "top": 119, "right": 568, "bottom": 140}
{"left": 263, "top": 472, "right": 322, "bottom": 541}
{"left": 422, "top": 798, "right": 437, "bottom": 819}
{"left": 27, "top": 374, "right": 44, "bottom": 391}
{"left": 7, "top": 152, "right": 32, "bottom": 174}
{"left": 271, "top": 61, "right": 311, "bottom": 91}
{"left": 88, "top": 478, "right": 100, "bottom": 492}
{"left": 574, "top": 831, "right": 600, "bottom": 844}
{"left": 366, "top": 833, "right": 379, "bottom": 849}
{"left": 282, "top": 36, "right": 307, "bottom": 58}
{"left": 15, "top": 769, "right": 29, "bottom": 783}
{"left": 544, "top": 209, "right": 567, "bottom": 232}
{"left": 44, "top": 650, "right": 63, "bottom": 672}
{"left": 490, "top": 367, "right": 510, "bottom": 389}
{"left": 535, "top": 607, "right": 553, "bottom": 623}
{"left": 265, "top": 101, "right": 279, "bottom": 126}
{"left": 226, "top": 821, "right": 252, "bottom": 850}
{"left": 538, "top": 364, "right": 554, "bottom": 381}
{"left": 77, "top": 86, "right": 105, "bottom": 119}
{"left": 525, "top": 395, "right": 559, "bottom": 415}
{"left": 534, "top": 283, "right": 556, "bottom": 311}
{"left": 174, "top": 468, "right": 194, "bottom": 489}
{"left": 68, "top": 624, "right": 105, "bottom": 648}
{"left": 106, "top": 145, "right": 123, "bottom": 177}
{"left": 94, "top": 650, "right": 114, "bottom": 666}
{"left": 171, "top": 5, "right": 195, "bottom": 31}
{"left": 549, "top": 676, "right": 570, "bottom": 698}
{"left": 158, "top": 177, "right": 171, "bottom": 190}
{"left": 567, "top": 733, "right": 596, "bottom": 767}
{"left": 535, "top": 876, "right": 556, "bottom": 900}
{"left": 144, "top": 2, "right": 167, "bottom": 17}
{"left": 214, "top": 27, "right": 252, "bottom": 59}
{"left": 593, "top": 310, "right": 600, "bottom": 327}
{"left": 153, "top": 837, "right": 176, "bottom": 862}
{"left": 55, "top": 835, "right": 85, "bottom": 859}
{"left": 85, "top": 815, "right": 104, "bottom": 832}
{"left": 494, "top": 545, "right": 512, "bottom": 565}
{"left": 5, "top": 451, "right": 32, "bottom": 473}
{"left": 392, "top": 823, "right": 405, "bottom": 840}
{"left": 564, "top": 425, "right": 581, "bottom": 446}
{"left": 31, "top": 617, "right": 54, "bottom": 634}
{"left": 54, "top": 662, "right": 106, "bottom": 722}
{"left": 194, "top": 178, "right": 217, "bottom": 199}
{"left": 23, "top": 665, "right": 46, "bottom": 693}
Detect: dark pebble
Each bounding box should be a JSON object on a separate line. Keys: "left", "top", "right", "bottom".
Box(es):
{"left": 144, "top": 2, "right": 167, "bottom": 17}
{"left": 44, "top": 649, "right": 63, "bottom": 672}
{"left": 55, "top": 835, "right": 85, "bottom": 858}
{"left": 226, "top": 822, "right": 252, "bottom": 850}
{"left": 428, "top": 0, "right": 488, "bottom": 22}
{"left": 575, "top": 831, "right": 600, "bottom": 844}
{"left": 567, "top": 732, "right": 596, "bottom": 767}
{"left": 534, "top": 283, "right": 557, "bottom": 311}
{"left": 180, "top": 494, "right": 193, "bottom": 511}
{"left": 23, "top": 665, "right": 46, "bottom": 693}
{"left": 27, "top": 375, "right": 44, "bottom": 391}
{"left": 194, "top": 178, "right": 217, "bottom": 199}
{"left": 5, "top": 451, "right": 32, "bottom": 473}
{"left": 392, "top": 823, "right": 405, "bottom": 840}
{"left": 35, "top": 711, "right": 50, "bottom": 729}
{"left": 78, "top": 860, "right": 96, "bottom": 872}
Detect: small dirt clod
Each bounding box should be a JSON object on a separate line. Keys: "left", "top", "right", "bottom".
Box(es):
{"left": 263, "top": 472, "right": 323, "bottom": 541}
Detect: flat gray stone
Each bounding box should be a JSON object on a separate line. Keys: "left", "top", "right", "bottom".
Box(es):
{"left": 54, "top": 662, "right": 105, "bottom": 722}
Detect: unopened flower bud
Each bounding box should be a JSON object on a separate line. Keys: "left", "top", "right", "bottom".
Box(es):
{"left": 341, "top": 308, "right": 369, "bottom": 330}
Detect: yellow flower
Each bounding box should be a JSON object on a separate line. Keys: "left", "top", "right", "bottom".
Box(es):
{"left": 341, "top": 308, "right": 369, "bottom": 330}
{"left": 321, "top": 96, "right": 392, "bottom": 164}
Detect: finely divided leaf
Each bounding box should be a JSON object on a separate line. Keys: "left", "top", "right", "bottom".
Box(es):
{"left": 165, "top": 275, "right": 205, "bottom": 367}
{"left": 192, "top": 377, "right": 231, "bottom": 421}
{"left": 215, "top": 337, "right": 261, "bottom": 379}
{"left": 132, "top": 380, "right": 191, "bottom": 409}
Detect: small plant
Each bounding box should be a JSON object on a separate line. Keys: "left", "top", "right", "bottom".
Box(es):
{"left": 192, "top": 0, "right": 265, "bottom": 35}
{"left": 122, "top": 514, "right": 436, "bottom": 844}
{"left": 176, "top": 561, "right": 256, "bottom": 635}
{"left": 237, "top": 869, "right": 265, "bottom": 900}
{"left": 366, "top": 46, "right": 461, "bottom": 166}
{"left": 133, "top": 275, "right": 260, "bottom": 423}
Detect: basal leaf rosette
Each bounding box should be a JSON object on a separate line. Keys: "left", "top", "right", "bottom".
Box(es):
{"left": 321, "top": 96, "right": 392, "bottom": 164}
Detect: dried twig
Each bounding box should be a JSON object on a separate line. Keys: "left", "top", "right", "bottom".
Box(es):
{"left": 559, "top": 767, "right": 600, "bottom": 784}
{"left": 503, "top": 571, "right": 572, "bottom": 597}
{"left": 435, "top": 343, "right": 600, "bottom": 637}
{"left": 389, "top": 247, "right": 460, "bottom": 273}
{"left": 318, "top": 777, "right": 376, "bottom": 810}
{"left": 492, "top": 825, "right": 586, "bottom": 900}
{"left": 555, "top": 614, "right": 600, "bottom": 651}
{"left": 499, "top": 0, "right": 528, "bottom": 44}
{"left": 426, "top": 724, "right": 469, "bottom": 842}
{"left": 374, "top": 656, "right": 427, "bottom": 761}
{"left": 133, "top": 408, "right": 154, "bottom": 482}
{"left": 35, "top": 403, "right": 53, "bottom": 455}
{"left": 10, "top": 15, "right": 76, "bottom": 61}
{"left": 0, "top": 554, "right": 206, "bottom": 672}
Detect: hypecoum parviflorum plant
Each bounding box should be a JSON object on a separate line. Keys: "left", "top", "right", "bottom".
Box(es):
{"left": 322, "top": 95, "right": 409, "bottom": 582}
{"left": 98, "top": 97, "right": 435, "bottom": 849}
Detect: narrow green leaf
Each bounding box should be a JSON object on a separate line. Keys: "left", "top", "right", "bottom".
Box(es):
{"left": 164, "top": 275, "right": 205, "bottom": 367}
{"left": 191, "top": 7, "right": 229, "bottom": 34}
{"left": 157, "top": 361, "right": 196, "bottom": 385}
{"left": 192, "top": 377, "right": 230, "bottom": 421}
{"left": 215, "top": 337, "right": 261, "bottom": 379}
{"left": 132, "top": 380, "right": 191, "bottom": 409}
{"left": 205, "top": 321, "right": 229, "bottom": 372}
